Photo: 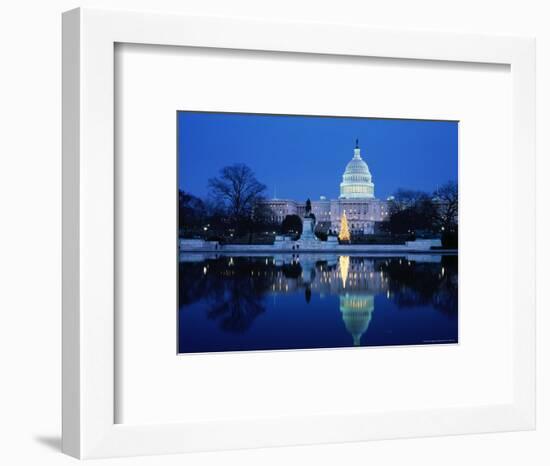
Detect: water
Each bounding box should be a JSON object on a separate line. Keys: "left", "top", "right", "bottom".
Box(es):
{"left": 178, "top": 253, "right": 458, "bottom": 354}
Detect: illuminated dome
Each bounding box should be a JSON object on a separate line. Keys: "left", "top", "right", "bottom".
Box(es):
{"left": 340, "top": 294, "right": 374, "bottom": 346}
{"left": 339, "top": 139, "right": 374, "bottom": 199}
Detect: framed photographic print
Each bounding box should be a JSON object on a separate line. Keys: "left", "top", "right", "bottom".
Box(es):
{"left": 62, "top": 8, "right": 535, "bottom": 459}
{"left": 177, "top": 111, "right": 459, "bottom": 354}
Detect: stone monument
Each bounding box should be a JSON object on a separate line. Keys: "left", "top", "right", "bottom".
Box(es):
{"left": 296, "top": 198, "right": 320, "bottom": 248}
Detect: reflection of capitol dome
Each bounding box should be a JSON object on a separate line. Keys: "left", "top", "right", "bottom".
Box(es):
{"left": 340, "top": 294, "right": 374, "bottom": 346}
{"left": 339, "top": 139, "right": 374, "bottom": 199}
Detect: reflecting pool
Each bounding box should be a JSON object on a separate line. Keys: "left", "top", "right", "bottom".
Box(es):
{"left": 178, "top": 253, "right": 458, "bottom": 353}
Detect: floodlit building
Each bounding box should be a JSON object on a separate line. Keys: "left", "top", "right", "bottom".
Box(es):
{"left": 260, "top": 140, "right": 389, "bottom": 235}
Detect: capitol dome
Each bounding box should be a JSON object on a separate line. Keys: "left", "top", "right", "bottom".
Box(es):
{"left": 340, "top": 294, "right": 375, "bottom": 346}
{"left": 339, "top": 139, "right": 374, "bottom": 199}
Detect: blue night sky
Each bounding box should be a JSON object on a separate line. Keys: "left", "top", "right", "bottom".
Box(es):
{"left": 177, "top": 112, "right": 458, "bottom": 201}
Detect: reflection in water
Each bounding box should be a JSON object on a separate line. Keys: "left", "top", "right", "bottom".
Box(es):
{"left": 340, "top": 294, "right": 374, "bottom": 346}
{"left": 178, "top": 253, "right": 458, "bottom": 353}
{"left": 339, "top": 255, "right": 350, "bottom": 288}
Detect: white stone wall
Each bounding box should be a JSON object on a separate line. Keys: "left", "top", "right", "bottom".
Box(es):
{"left": 260, "top": 197, "right": 389, "bottom": 235}
{"left": 330, "top": 199, "right": 389, "bottom": 234}
{"left": 311, "top": 199, "right": 331, "bottom": 222}
{"left": 262, "top": 199, "right": 298, "bottom": 223}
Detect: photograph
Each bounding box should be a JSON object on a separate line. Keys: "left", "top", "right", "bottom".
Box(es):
{"left": 0, "top": 2, "right": 540, "bottom": 463}
{"left": 178, "top": 111, "right": 458, "bottom": 354}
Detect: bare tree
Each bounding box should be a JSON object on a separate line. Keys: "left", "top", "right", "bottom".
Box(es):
{"left": 208, "top": 164, "right": 266, "bottom": 227}
{"left": 433, "top": 181, "right": 458, "bottom": 230}
{"left": 178, "top": 190, "right": 206, "bottom": 231}
{"left": 390, "top": 189, "right": 429, "bottom": 211}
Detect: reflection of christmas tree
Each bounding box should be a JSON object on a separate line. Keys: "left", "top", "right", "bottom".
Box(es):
{"left": 339, "top": 211, "right": 350, "bottom": 242}
{"left": 339, "top": 255, "right": 350, "bottom": 288}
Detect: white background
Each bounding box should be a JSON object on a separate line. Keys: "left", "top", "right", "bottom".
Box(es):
{"left": 0, "top": 1, "right": 548, "bottom": 465}
{"left": 116, "top": 44, "right": 512, "bottom": 425}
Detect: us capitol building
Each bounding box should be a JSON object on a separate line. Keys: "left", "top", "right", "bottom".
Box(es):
{"left": 260, "top": 140, "right": 389, "bottom": 235}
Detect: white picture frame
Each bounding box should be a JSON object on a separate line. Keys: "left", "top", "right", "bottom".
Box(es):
{"left": 62, "top": 7, "right": 536, "bottom": 459}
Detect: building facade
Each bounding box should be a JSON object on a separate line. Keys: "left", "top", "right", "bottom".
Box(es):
{"left": 261, "top": 140, "right": 389, "bottom": 235}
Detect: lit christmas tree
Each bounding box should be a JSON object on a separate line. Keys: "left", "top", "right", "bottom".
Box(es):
{"left": 339, "top": 211, "right": 350, "bottom": 242}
